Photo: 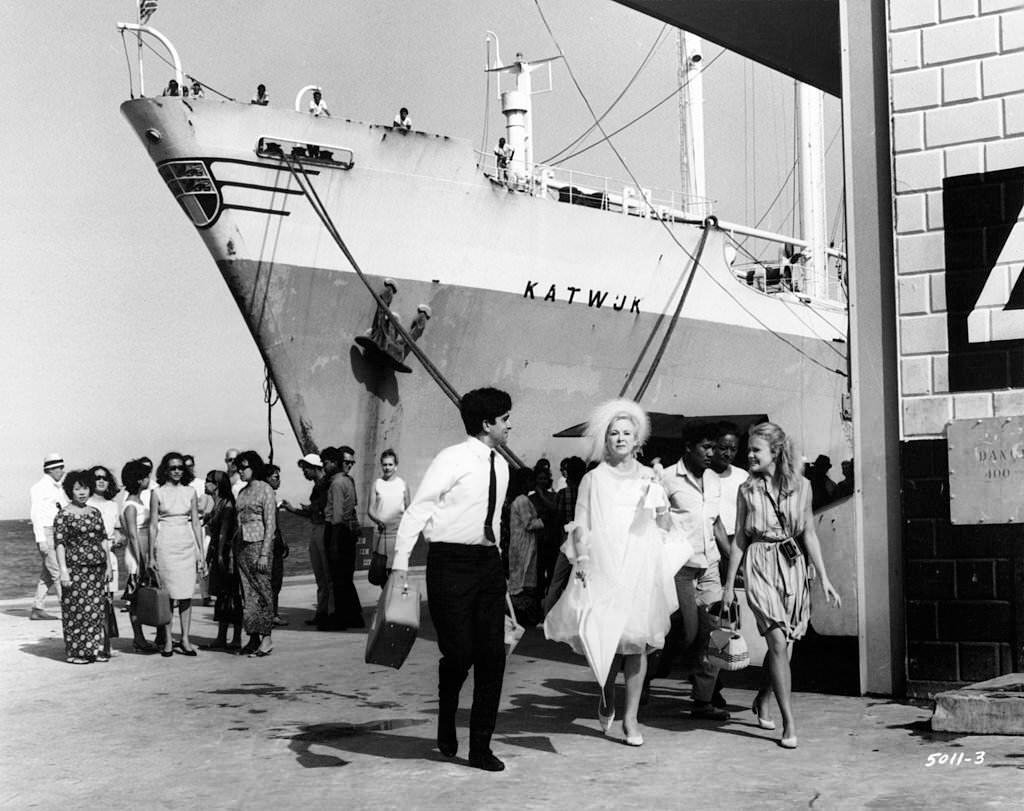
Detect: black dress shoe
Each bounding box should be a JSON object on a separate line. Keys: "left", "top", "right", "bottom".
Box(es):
{"left": 711, "top": 689, "right": 728, "bottom": 709}
{"left": 468, "top": 752, "right": 505, "bottom": 772}
{"left": 437, "top": 737, "right": 458, "bottom": 758}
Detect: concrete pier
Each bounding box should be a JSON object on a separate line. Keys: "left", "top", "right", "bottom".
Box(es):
{"left": 1, "top": 574, "right": 1021, "bottom": 809}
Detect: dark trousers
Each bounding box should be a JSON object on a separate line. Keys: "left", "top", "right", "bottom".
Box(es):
{"left": 426, "top": 543, "right": 506, "bottom": 757}
{"left": 325, "top": 524, "right": 364, "bottom": 626}
{"left": 271, "top": 539, "right": 284, "bottom": 615}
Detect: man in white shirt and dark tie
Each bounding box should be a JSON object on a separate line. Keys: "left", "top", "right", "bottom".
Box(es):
{"left": 393, "top": 387, "right": 512, "bottom": 772}
{"left": 29, "top": 453, "right": 68, "bottom": 620}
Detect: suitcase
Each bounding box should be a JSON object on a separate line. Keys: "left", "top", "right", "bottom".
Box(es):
{"left": 365, "top": 574, "right": 420, "bottom": 669}
{"left": 135, "top": 584, "right": 172, "bottom": 627}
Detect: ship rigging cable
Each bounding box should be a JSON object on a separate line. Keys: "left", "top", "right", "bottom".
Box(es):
{"left": 131, "top": 34, "right": 235, "bottom": 100}
{"left": 541, "top": 23, "right": 670, "bottom": 165}
{"left": 280, "top": 156, "right": 527, "bottom": 470}
{"left": 531, "top": 0, "right": 847, "bottom": 380}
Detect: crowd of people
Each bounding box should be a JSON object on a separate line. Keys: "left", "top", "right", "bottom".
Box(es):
{"left": 28, "top": 388, "right": 841, "bottom": 770}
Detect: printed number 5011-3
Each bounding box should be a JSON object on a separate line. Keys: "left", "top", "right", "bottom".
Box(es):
{"left": 925, "top": 752, "right": 985, "bottom": 767}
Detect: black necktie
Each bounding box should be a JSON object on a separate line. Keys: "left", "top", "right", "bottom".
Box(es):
{"left": 484, "top": 450, "right": 496, "bottom": 543}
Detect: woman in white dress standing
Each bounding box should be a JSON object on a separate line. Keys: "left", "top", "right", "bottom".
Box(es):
{"left": 545, "top": 399, "right": 682, "bottom": 747}
{"left": 150, "top": 452, "right": 205, "bottom": 657}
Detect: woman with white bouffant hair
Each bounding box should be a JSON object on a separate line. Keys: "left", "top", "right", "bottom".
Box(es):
{"left": 545, "top": 399, "right": 688, "bottom": 747}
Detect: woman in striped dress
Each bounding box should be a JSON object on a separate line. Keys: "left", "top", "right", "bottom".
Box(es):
{"left": 722, "top": 422, "right": 840, "bottom": 750}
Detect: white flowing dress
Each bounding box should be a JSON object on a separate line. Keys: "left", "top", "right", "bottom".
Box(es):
{"left": 544, "top": 462, "right": 687, "bottom": 672}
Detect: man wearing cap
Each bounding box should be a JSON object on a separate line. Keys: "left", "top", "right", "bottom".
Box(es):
{"left": 29, "top": 454, "right": 68, "bottom": 620}
{"left": 370, "top": 279, "right": 399, "bottom": 349}
{"left": 282, "top": 452, "right": 332, "bottom": 626}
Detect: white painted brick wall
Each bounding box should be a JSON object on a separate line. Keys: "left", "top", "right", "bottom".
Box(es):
{"left": 890, "top": 0, "right": 1024, "bottom": 439}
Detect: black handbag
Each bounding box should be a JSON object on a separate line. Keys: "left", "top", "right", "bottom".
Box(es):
{"left": 367, "top": 529, "right": 389, "bottom": 587}
{"left": 105, "top": 596, "right": 119, "bottom": 640}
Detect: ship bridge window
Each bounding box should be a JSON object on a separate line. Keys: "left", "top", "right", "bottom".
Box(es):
{"left": 158, "top": 161, "right": 219, "bottom": 227}
{"left": 256, "top": 136, "right": 354, "bottom": 169}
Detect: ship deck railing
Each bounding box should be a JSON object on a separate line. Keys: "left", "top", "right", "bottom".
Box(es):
{"left": 476, "top": 152, "right": 713, "bottom": 222}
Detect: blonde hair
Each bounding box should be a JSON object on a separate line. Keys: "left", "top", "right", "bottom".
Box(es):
{"left": 583, "top": 399, "right": 650, "bottom": 463}
{"left": 748, "top": 421, "right": 803, "bottom": 495}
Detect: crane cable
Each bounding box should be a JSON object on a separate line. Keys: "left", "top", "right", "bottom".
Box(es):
{"left": 281, "top": 155, "right": 526, "bottom": 469}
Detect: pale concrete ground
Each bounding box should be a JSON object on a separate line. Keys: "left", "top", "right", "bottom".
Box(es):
{"left": 1, "top": 574, "right": 1022, "bottom": 810}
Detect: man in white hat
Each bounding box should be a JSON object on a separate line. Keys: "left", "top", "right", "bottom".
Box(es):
{"left": 404, "top": 304, "right": 432, "bottom": 359}
{"left": 29, "top": 453, "right": 68, "bottom": 620}
{"left": 281, "top": 453, "right": 332, "bottom": 625}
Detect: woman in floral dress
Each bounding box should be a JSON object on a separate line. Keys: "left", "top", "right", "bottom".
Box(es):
{"left": 233, "top": 450, "right": 277, "bottom": 657}
{"left": 55, "top": 470, "right": 112, "bottom": 664}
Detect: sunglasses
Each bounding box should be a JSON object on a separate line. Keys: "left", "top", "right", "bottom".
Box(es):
{"left": 94, "top": 474, "right": 109, "bottom": 481}
{"left": 237, "top": 463, "right": 251, "bottom": 471}
{"left": 342, "top": 459, "right": 355, "bottom": 465}
{"left": 168, "top": 465, "right": 184, "bottom": 471}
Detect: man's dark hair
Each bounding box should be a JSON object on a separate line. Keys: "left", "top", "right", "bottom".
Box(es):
{"left": 460, "top": 387, "right": 512, "bottom": 436}
{"left": 716, "top": 421, "right": 741, "bottom": 441}
{"left": 682, "top": 421, "right": 718, "bottom": 450}
{"left": 62, "top": 469, "right": 96, "bottom": 500}
{"left": 338, "top": 445, "right": 355, "bottom": 458}
{"left": 320, "top": 447, "right": 343, "bottom": 465}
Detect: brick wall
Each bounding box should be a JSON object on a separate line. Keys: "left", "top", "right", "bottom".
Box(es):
{"left": 890, "top": 0, "right": 1024, "bottom": 436}
{"left": 901, "top": 437, "right": 1021, "bottom": 696}
{"left": 890, "top": 1, "right": 1024, "bottom": 692}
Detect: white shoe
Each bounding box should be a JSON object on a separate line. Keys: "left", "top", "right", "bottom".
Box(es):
{"left": 598, "top": 697, "right": 615, "bottom": 734}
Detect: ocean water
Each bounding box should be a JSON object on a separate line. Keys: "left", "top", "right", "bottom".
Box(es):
{"left": 0, "top": 514, "right": 322, "bottom": 600}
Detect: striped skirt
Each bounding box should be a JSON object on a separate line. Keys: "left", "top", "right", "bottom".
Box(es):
{"left": 743, "top": 541, "right": 810, "bottom": 640}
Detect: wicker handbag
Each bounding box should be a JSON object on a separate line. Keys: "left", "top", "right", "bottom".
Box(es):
{"left": 707, "top": 609, "right": 750, "bottom": 671}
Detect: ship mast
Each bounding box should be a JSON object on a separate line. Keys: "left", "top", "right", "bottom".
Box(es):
{"left": 485, "top": 38, "right": 559, "bottom": 182}
{"left": 798, "top": 82, "right": 829, "bottom": 299}
{"left": 677, "top": 30, "right": 707, "bottom": 216}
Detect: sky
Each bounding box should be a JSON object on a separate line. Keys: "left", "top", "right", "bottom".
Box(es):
{"left": 0, "top": 0, "right": 843, "bottom": 519}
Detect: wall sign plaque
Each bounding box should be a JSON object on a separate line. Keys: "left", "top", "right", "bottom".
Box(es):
{"left": 948, "top": 415, "right": 1024, "bottom": 525}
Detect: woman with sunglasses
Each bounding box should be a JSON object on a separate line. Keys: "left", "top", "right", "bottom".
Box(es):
{"left": 233, "top": 450, "right": 277, "bottom": 657}
{"left": 87, "top": 465, "right": 121, "bottom": 606}
{"left": 150, "top": 452, "right": 206, "bottom": 657}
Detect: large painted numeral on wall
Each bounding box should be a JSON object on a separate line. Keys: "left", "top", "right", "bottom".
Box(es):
{"left": 966, "top": 218, "right": 1024, "bottom": 343}
{"left": 943, "top": 168, "right": 1024, "bottom": 392}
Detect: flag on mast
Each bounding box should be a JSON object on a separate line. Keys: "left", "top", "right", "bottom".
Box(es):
{"left": 139, "top": 0, "right": 158, "bottom": 24}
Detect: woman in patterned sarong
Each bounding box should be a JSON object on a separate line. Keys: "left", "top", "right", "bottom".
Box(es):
{"left": 55, "top": 470, "right": 112, "bottom": 664}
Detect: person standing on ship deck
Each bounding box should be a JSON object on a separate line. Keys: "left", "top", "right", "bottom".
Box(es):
{"left": 393, "top": 107, "right": 412, "bottom": 131}
{"left": 282, "top": 453, "right": 331, "bottom": 626}
{"left": 392, "top": 387, "right": 513, "bottom": 772}
{"left": 322, "top": 446, "right": 364, "bottom": 630}
{"left": 250, "top": 84, "right": 269, "bottom": 106}
{"left": 494, "top": 137, "right": 513, "bottom": 184}
{"left": 308, "top": 88, "right": 330, "bottom": 117}
{"left": 29, "top": 453, "right": 68, "bottom": 620}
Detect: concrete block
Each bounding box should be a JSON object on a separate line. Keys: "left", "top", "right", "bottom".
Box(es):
{"left": 902, "top": 356, "right": 934, "bottom": 395}
{"left": 934, "top": 354, "right": 950, "bottom": 393}
{"left": 994, "top": 388, "right": 1024, "bottom": 414}
{"left": 896, "top": 192, "right": 928, "bottom": 232}
{"left": 1002, "top": 10, "right": 1024, "bottom": 51}
{"left": 901, "top": 313, "right": 950, "bottom": 353}
{"left": 896, "top": 150, "right": 945, "bottom": 191}
{"left": 953, "top": 391, "right": 994, "bottom": 418}
{"left": 944, "top": 62, "right": 982, "bottom": 102}
{"left": 897, "top": 231, "right": 947, "bottom": 272}
{"left": 899, "top": 274, "right": 931, "bottom": 314}
{"left": 930, "top": 272, "right": 948, "bottom": 311}
{"left": 1006, "top": 95, "right": 1024, "bottom": 135}
{"left": 926, "top": 99, "right": 1003, "bottom": 146}
{"left": 893, "top": 69, "right": 942, "bottom": 111}
{"left": 927, "top": 190, "right": 946, "bottom": 229}
{"left": 981, "top": 52, "right": 1024, "bottom": 96}
{"left": 932, "top": 673, "right": 1024, "bottom": 733}
{"left": 891, "top": 30, "right": 922, "bottom": 71}
{"left": 945, "top": 142, "right": 985, "bottom": 176}
{"left": 923, "top": 16, "right": 1000, "bottom": 64}
{"left": 891, "top": 1, "right": 939, "bottom": 31}
{"left": 904, "top": 395, "right": 954, "bottom": 435}
{"left": 981, "top": 0, "right": 1022, "bottom": 12}
{"left": 941, "top": 0, "right": 978, "bottom": 19}
{"left": 985, "top": 136, "right": 1024, "bottom": 171}
{"left": 893, "top": 111, "right": 926, "bottom": 152}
